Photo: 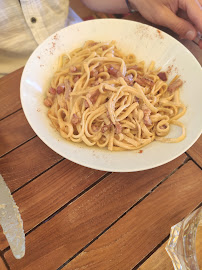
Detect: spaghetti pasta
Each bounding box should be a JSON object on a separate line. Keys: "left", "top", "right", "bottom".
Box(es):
{"left": 44, "top": 40, "right": 186, "bottom": 151}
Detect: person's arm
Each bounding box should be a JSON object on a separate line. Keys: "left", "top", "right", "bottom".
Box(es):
{"left": 81, "top": 0, "right": 132, "bottom": 14}
{"left": 81, "top": 0, "right": 202, "bottom": 49}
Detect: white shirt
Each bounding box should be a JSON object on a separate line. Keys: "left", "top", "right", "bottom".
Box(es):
{"left": 0, "top": 0, "right": 82, "bottom": 77}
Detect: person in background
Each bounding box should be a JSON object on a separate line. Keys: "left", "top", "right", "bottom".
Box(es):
{"left": 0, "top": 0, "right": 82, "bottom": 77}
{"left": 81, "top": 0, "right": 202, "bottom": 47}
{"left": 0, "top": 0, "right": 201, "bottom": 77}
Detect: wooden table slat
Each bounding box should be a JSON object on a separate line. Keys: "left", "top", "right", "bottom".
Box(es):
{"left": 138, "top": 242, "right": 172, "bottom": 270}
{"left": 0, "top": 109, "right": 35, "bottom": 157}
{"left": 62, "top": 161, "right": 202, "bottom": 270}
{"left": 0, "top": 68, "right": 23, "bottom": 120}
{"left": 0, "top": 137, "right": 62, "bottom": 192}
{"left": 139, "top": 225, "right": 202, "bottom": 270}
{"left": 4, "top": 154, "right": 186, "bottom": 270}
{"left": 187, "top": 135, "right": 202, "bottom": 168}
{"left": 0, "top": 1, "right": 201, "bottom": 269}
{"left": 0, "top": 160, "right": 106, "bottom": 250}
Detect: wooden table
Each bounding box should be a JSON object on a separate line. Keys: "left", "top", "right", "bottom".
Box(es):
{"left": 0, "top": 1, "right": 202, "bottom": 269}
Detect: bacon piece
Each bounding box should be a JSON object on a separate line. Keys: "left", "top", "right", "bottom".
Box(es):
{"left": 89, "top": 42, "right": 98, "bottom": 47}
{"left": 108, "top": 65, "right": 118, "bottom": 76}
{"left": 64, "top": 80, "right": 72, "bottom": 100}
{"left": 142, "top": 104, "right": 151, "bottom": 114}
{"left": 102, "top": 45, "right": 108, "bottom": 50}
{"left": 124, "top": 74, "right": 134, "bottom": 86}
{"left": 108, "top": 65, "right": 122, "bottom": 77}
{"left": 56, "top": 84, "right": 65, "bottom": 94}
{"left": 73, "top": 75, "right": 80, "bottom": 83}
{"left": 91, "top": 80, "right": 100, "bottom": 87}
{"left": 101, "top": 123, "right": 112, "bottom": 133}
{"left": 101, "top": 125, "right": 109, "bottom": 133}
{"left": 49, "top": 87, "right": 56, "bottom": 95}
{"left": 128, "top": 65, "right": 138, "bottom": 71}
{"left": 44, "top": 97, "right": 53, "bottom": 107}
{"left": 61, "top": 111, "right": 66, "bottom": 120}
{"left": 144, "top": 114, "right": 152, "bottom": 126}
{"left": 168, "top": 79, "right": 183, "bottom": 93}
{"left": 142, "top": 104, "right": 152, "bottom": 126}
{"left": 135, "top": 75, "right": 154, "bottom": 87}
{"left": 88, "top": 89, "right": 100, "bottom": 104}
{"left": 91, "top": 89, "right": 100, "bottom": 104}
{"left": 85, "top": 89, "right": 100, "bottom": 108}
{"left": 160, "top": 124, "right": 167, "bottom": 129}
{"left": 135, "top": 96, "right": 139, "bottom": 103}
{"left": 115, "top": 122, "right": 122, "bottom": 134}
{"left": 90, "top": 69, "right": 99, "bottom": 78}
{"left": 84, "top": 100, "right": 90, "bottom": 109}
{"left": 71, "top": 114, "right": 81, "bottom": 125}
{"left": 92, "top": 125, "right": 100, "bottom": 132}
{"left": 157, "top": 72, "right": 167, "bottom": 81}
{"left": 69, "top": 66, "right": 77, "bottom": 72}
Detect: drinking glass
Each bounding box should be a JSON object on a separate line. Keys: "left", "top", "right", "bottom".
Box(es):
{"left": 166, "top": 207, "right": 202, "bottom": 270}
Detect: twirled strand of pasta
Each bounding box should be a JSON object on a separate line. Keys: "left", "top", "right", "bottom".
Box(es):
{"left": 44, "top": 40, "right": 186, "bottom": 151}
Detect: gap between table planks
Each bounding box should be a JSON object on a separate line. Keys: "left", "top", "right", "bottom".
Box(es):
{"left": 138, "top": 224, "right": 202, "bottom": 270}
{"left": 0, "top": 2, "right": 201, "bottom": 166}
{"left": 0, "top": 106, "right": 201, "bottom": 268}
{"left": 0, "top": 104, "right": 188, "bottom": 253}
{"left": 138, "top": 242, "right": 175, "bottom": 270}
{"left": 3, "top": 154, "right": 192, "bottom": 270}
{"left": 0, "top": 160, "right": 106, "bottom": 251}
{"left": 0, "top": 109, "right": 35, "bottom": 157}
{"left": 0, "top": 70, "right": 201, "bottom": 269}
{"left": 187, "top": 136, "right": 202, "bottom": 168}
{"left": 0, "top": 2, "right": 201, "bottom": 268}
{"left": 59, "top": 161, "right": 202, "bottom": 270}
{"left": 0, "top": 256, "right": 7, "bottom": 270}
{"left": 0, "top": 105, "right": 201, "bottom": 177}
{"left": 0, "top": 136, "right": 63, "bottom": 193}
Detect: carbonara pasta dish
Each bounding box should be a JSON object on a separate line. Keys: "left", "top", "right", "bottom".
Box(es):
{"left": 44, "top": 40, "right": 186, "bottom": 151}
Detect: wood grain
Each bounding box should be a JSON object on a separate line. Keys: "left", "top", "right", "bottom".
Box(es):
{"left": 187, "top": 135, "right": 202, "bottom": 168}
{"left": 0, "top": 67, "right": 23, "bottom": 120}
{"left": 1, "top": 3, "right": 201, "bottom": 270}
{"left": 0, "top": 257, "right": 7, "bottom": 270}
{"left": 0, "top": 159, "right": 106, "bottom": 250}
{"left": 0, "top": 110, "right": 35, "bottom": 157}
{"left": 0, "top": 137, "right": 62, "bottom": 192}
{"left": 139, "top": 228, "right": 202, "bottom": 270}
{"left": 138, "top": 242, "right": 173, "bottom": 270}
{"left": 62, "top": 161, "right": 202, "bottom": 270}
{"left": 4, "top": 155, "right": 186, "bottom": 270}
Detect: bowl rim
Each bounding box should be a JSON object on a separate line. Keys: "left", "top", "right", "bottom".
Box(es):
{"left": 20, "top": 19, "right": 202, "bottom": 172}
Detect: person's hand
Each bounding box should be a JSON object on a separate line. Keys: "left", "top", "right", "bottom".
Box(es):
{"left": 132, "top": 0, "right": 202, "bottom": 48}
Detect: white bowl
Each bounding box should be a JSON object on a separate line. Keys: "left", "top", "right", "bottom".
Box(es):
{"left": 20, "top": 19, "right": 202, "bottom": 172}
